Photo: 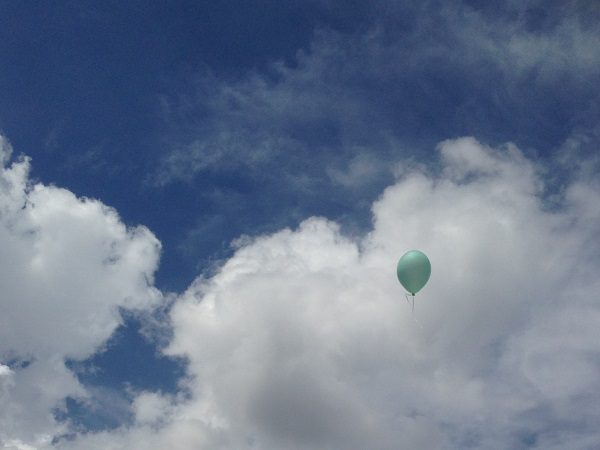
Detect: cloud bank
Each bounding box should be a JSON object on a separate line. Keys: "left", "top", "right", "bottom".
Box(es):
{"left": 50, "top": 137, "right": 600, "bottom": 449}
{"left": 0, "top": 136, "right": 162, "bottom": 449}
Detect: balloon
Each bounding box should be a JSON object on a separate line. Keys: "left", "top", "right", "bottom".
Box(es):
{"left": 396, "top": 250, "right": 431, "bottom": 295}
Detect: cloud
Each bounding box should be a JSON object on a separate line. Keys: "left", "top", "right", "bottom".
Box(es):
{"left": 155, "top": 0, "right": 600, "bottom": 186}
{"left": 58, "top": 137, "right": 600, "bottom": 449}
{"left": 0, "top": 136, "right": 162, "bottom": 448}
{"left": 4, "top": 2, "right": 600, "bottom": 448}
{"left": 0, "top": 136, "right": 13, "bottom": 166}
{"left": 149, "top": 0, "right": 600, "bottom": 270}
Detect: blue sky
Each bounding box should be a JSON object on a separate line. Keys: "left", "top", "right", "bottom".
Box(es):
{"left": 1, "top": 1, "right": 600, "bottom": 449}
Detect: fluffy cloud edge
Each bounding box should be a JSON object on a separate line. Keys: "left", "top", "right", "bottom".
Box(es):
{"left": 51, "top": 136, "right": 600, "bottom": 450}
{"left": 0, "top": 136, "right": 163, "bottom": 448}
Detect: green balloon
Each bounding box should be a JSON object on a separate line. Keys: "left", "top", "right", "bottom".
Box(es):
{"left": 396, "top": 250, "right": 431, "bottom": 295}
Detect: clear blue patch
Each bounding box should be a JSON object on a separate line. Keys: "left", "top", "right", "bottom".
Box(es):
{"left": 59, "top": 310, "right": 187, "bottom": 432}
{"left": 66, "top": 312, "right": 186, "bottom": 394}
{"left": 1, "top": 357, "right": 32, "bottom": 370}
{"left": 53, "top": 394, "right": 132, "bottom": 432}
{"left": 519, "top": 430, "right": 539, "bottom": 447}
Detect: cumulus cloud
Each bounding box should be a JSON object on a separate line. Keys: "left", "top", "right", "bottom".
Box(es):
{"left": 58, "top": 137, "right": 600, "bottom": 449}
{"left": 0, "top": 137, "right": 162, "bottom": 448}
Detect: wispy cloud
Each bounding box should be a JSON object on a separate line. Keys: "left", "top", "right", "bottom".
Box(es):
{"left": 155, "top": 0, "right": 600, "bottom": 184}
{"left": 150, "top": 1, "right": 600, "bottom": 254}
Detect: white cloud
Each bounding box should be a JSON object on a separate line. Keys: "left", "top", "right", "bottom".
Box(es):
{"left": 58, "top": 137, "right": 600, "bottom": 449}
{"left": 0, "top": 137, "right": 162, "bottom": 448}
{"left": 0, "top": 135, "right": 13, "bottom": 166}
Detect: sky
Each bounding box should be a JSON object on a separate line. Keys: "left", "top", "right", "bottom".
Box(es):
{"left": 1, "top": 1, "right": 600, "bottom": 449}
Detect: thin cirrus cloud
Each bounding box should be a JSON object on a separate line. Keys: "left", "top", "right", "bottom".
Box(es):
{"left": 154, "top": 0, "right": 600, "bottom": 191}
{"left": 50, "top": 137, "right": 600, "bottom": 449}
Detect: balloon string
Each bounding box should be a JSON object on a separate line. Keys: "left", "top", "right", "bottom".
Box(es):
{"left": 405, "top": 293, "right": 423, "bottom": 328}
{"left": 404, "top": 293, "right": 414, "bottom": 313}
